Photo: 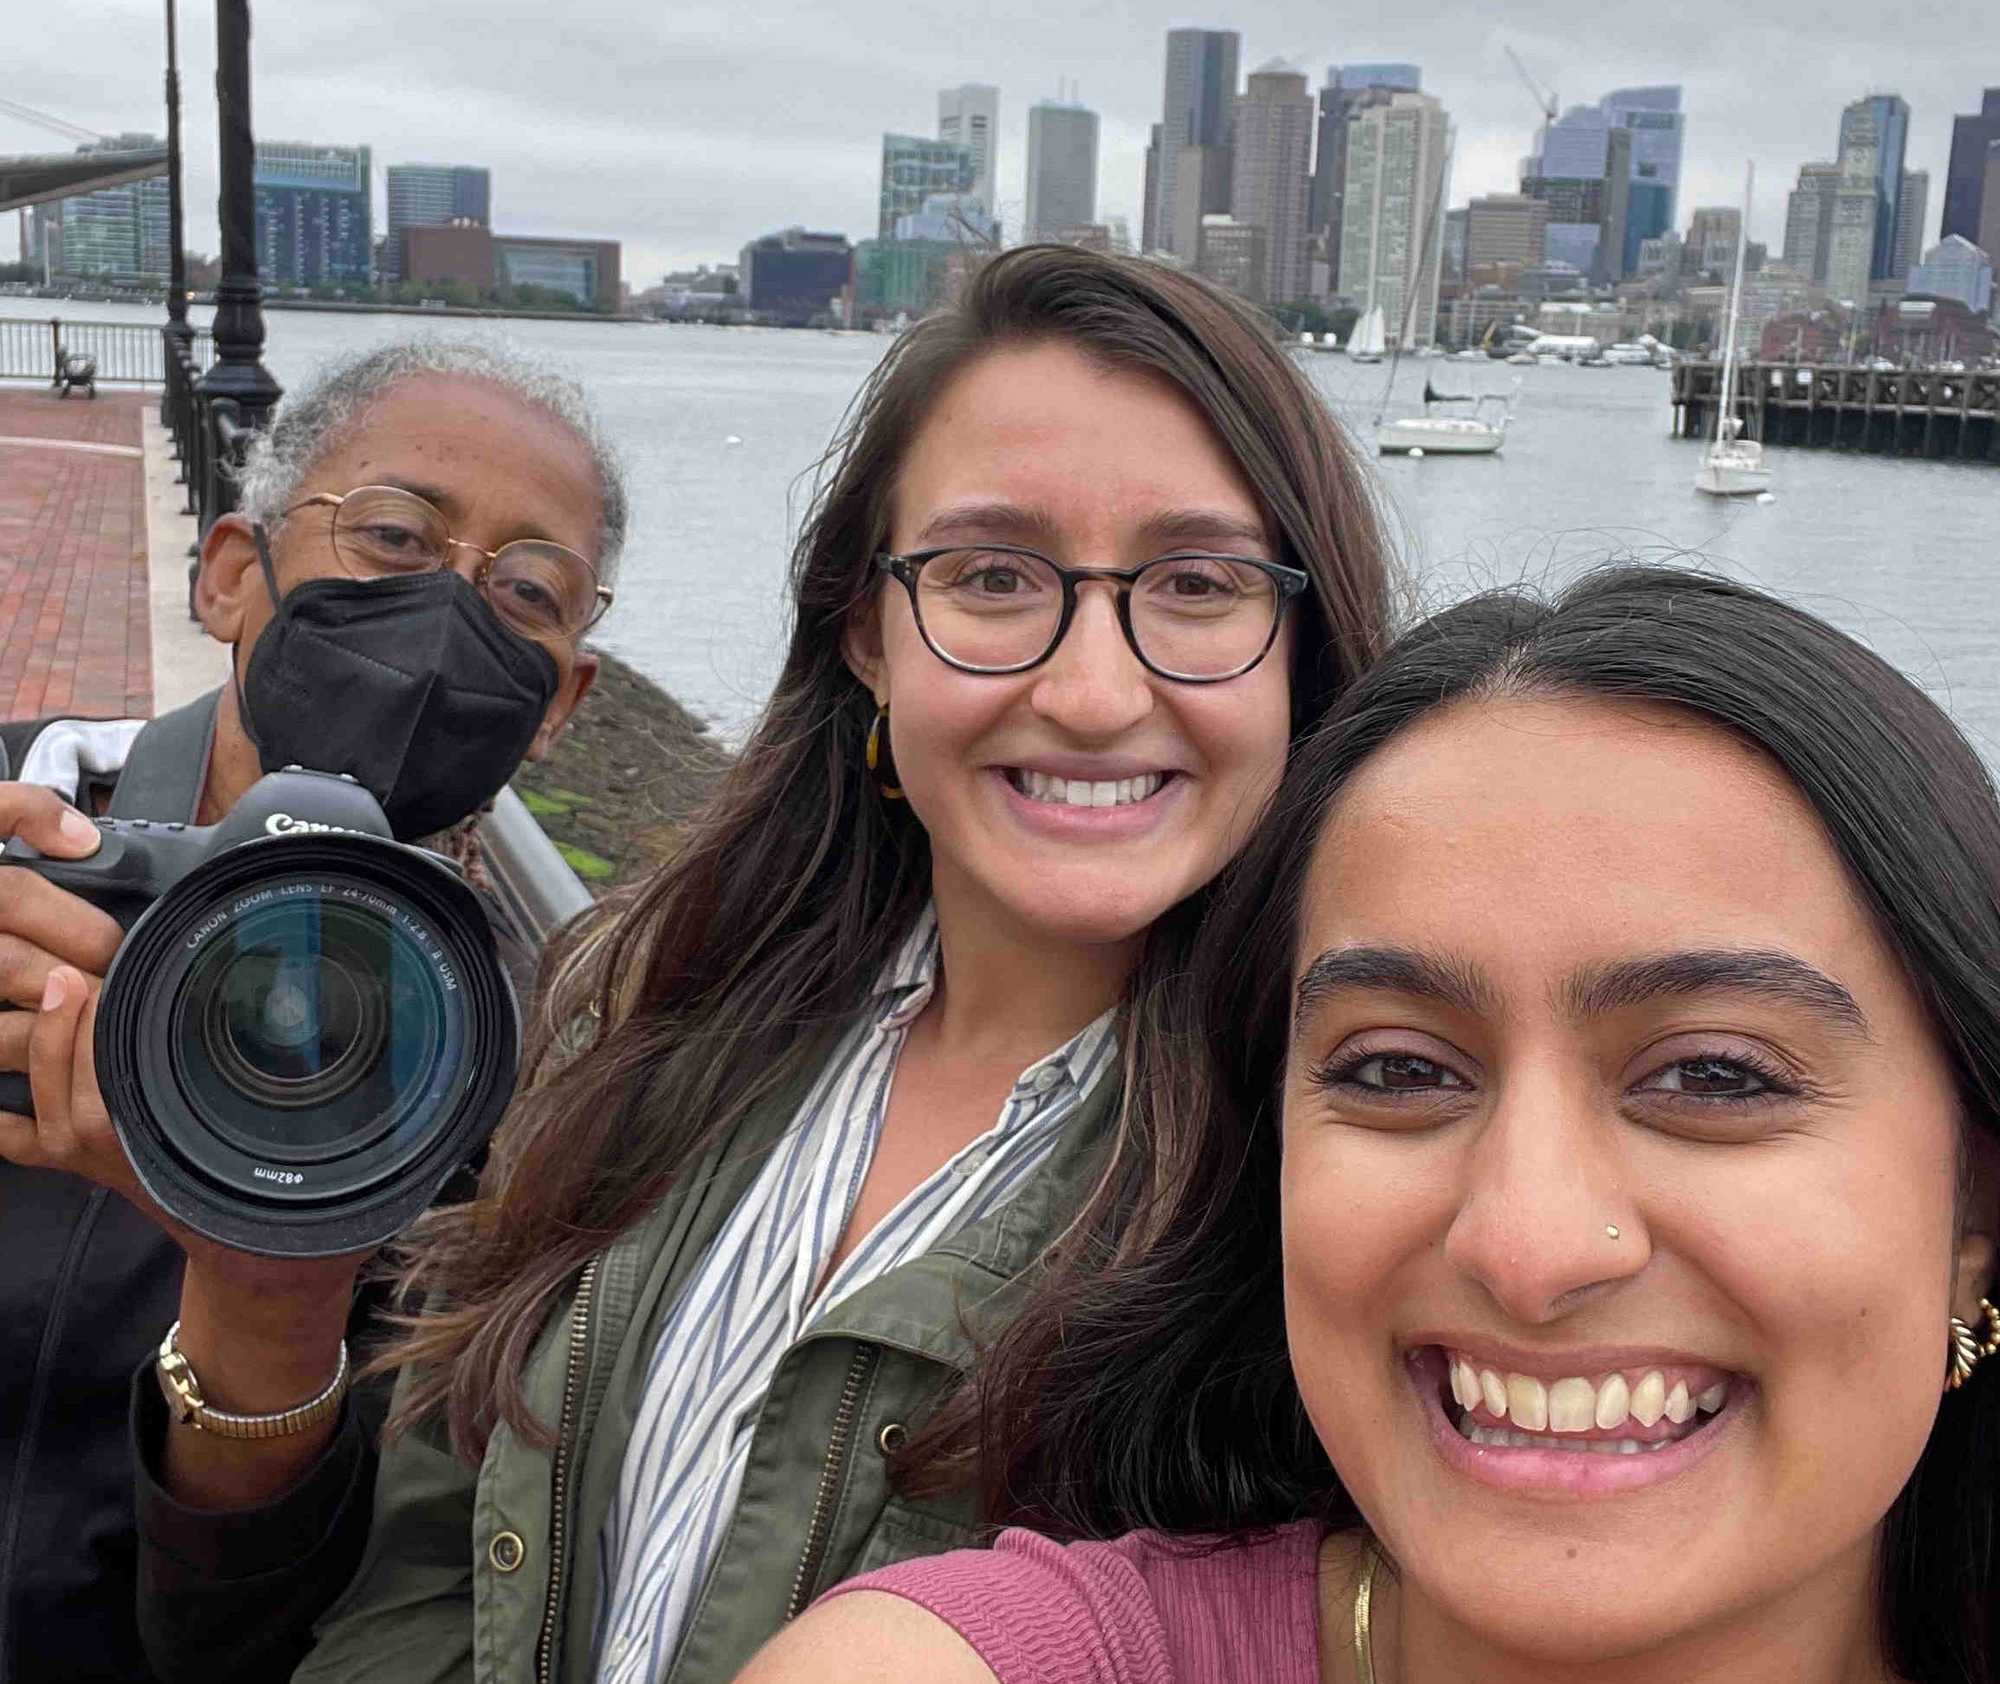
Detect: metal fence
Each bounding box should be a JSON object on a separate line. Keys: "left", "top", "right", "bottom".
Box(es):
{"left": 0, "top": 317, "right": 214, "bottom": 385}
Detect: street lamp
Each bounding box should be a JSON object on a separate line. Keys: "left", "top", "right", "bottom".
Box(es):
{"left": 161, "top": 0, "right": 190, "bottom": 355}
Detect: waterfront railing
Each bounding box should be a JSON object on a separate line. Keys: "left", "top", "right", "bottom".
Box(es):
{"left": 0, "top": 317, "right": 215, "bottom": 387}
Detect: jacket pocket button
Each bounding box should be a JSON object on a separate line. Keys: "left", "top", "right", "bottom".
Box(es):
{"left": 489, "top": 1530, "right": 526, "bottom": 1573}
{"left": 876, "top": 1422, "right": 907, "bottom": 1456}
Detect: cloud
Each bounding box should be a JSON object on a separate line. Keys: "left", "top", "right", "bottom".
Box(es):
{"left": 5, "top": 0, "right": 1990, "bottom": 280}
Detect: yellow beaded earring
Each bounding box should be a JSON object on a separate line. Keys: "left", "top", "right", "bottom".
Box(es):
{"left": 865, "top": 703, "right": 904, "bottom": 801}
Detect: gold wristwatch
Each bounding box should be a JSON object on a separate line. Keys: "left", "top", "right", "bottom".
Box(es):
{"left": 155, "top": 1319, "right": 350, "bottom": 1439}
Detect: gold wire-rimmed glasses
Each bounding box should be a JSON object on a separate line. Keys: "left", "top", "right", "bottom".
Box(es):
{"left": 279, "top": 485, "right": 614, "bottom": 641}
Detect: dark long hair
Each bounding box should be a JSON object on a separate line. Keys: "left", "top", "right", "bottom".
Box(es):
{"left": 957, "top": 566, "right": 2000, "bottom": 1683}
{"left": 380, "top": 245, "right": 1393, "bottom": 1457}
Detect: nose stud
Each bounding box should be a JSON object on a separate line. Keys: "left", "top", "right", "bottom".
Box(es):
{"left": 1605, "top": 1224, "right": 1621, "bottom": 1240}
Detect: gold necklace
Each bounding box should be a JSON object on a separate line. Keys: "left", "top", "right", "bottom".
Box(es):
{"left": 1351, "top": 1539, "right": 1380, "bottom": 1684}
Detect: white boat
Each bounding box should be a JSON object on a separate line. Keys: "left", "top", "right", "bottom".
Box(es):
{"left": 1695, "top": 163, "right": 1773, "bottom": 499}
{"left": 1449, "top": 348, "right": 1484, "bottom": 362}
{"left": 1316, "top": 330, "right": 1342, "bottom": 352}
{"left": 1505, "top": 350, "right": 1536, "bottom": 366}
{"left": 1378, "top": 388, "right": 1515, "bottom": 456}
{"left": 1347, "top": 305, "right": 1388, "bottom": 363}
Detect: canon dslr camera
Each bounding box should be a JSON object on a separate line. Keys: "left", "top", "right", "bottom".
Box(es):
{"left": 0, "top": 769, "right": 519, "bottom": 1256}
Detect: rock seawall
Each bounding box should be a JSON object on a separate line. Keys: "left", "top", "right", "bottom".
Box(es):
{"left": 510, "top": 651, "right": 731, "bottom": 895}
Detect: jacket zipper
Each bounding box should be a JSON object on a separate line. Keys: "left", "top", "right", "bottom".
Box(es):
{"left": 535, "top": 1256, "right": 599, "bottom": 1684}
{"left": 784, "top": 1345, "right": 878, "bottom": 1619}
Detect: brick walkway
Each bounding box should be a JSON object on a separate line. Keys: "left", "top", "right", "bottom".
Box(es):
{"left": 0, "top": 386, "right": 151, "bottom": 719}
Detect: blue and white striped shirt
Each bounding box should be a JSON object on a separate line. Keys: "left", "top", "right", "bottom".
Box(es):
{"left": 592, "top": 908, "right": 1120, "bottom": 1683}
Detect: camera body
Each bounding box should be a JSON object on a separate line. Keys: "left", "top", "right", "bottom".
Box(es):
{"left": 1, "top": 769, "right": 520, "bottom": 1257}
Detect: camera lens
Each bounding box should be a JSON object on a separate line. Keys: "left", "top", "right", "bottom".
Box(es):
{"left": 96, "top": 832, "right": 518, "bottom": 1258}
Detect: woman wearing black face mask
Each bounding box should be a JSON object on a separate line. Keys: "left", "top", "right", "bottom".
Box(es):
{"left": 0, "top": 338, "right": 624, "bottom": 1684}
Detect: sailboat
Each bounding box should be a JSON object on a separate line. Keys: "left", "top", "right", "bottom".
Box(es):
{"left": 1694, "top": 163, "right": 1772, "bottom": 497}
{"left": 1346, "top": 305, "right": 1387, "bottom": 363}
{"left": 1374, "top": 137, "right": 1514, "bottom": 456}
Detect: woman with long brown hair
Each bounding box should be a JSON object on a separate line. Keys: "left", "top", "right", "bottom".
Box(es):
{"left": 143, "top": 246, "right": 1401, "bottom": 1683}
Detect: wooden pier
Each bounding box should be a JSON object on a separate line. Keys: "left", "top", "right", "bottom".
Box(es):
{"left": 1671, "top": 362, "right": 2000, "bottom": 464}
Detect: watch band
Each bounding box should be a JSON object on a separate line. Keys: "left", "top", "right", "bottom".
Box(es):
{"left": 155, "top": 1319, "right": 351, "bottom": 1439}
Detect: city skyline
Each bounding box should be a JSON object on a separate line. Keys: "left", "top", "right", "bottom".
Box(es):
{"left": 3, "top": 0, "right": 1990, "bottom": 282}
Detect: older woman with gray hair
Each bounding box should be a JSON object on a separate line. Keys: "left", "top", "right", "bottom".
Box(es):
{"left": 0, "top": 336, "right": 625, "bottom": 1683}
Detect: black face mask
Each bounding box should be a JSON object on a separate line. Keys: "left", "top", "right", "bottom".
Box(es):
{"left": 240, "top": 529, "right": 560, "bottom": 840}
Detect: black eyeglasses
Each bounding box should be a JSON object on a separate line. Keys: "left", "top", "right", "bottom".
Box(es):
{"left": 874, "top": 545, "right": 1309, "bottom": 682}
{"left": 281, "top": 485, "right": 614, "bottom": 641}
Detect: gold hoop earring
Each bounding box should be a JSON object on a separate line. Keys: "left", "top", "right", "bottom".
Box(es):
{"left": 865, "top": 703, "right": 903, "bottom": 801}
{"left": 1946, "top": 1298, "right": 2000, "bottom": 1392}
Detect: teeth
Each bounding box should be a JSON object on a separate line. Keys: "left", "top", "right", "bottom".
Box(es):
{"left": 1015, "top": 770, "right": 1164, "bottom": 807}
{"left": 1458, "top": 1419, "right": 1673, "bottom": 1455}
{"left": 1506, "top": 1374, "right": 1548, "bottom": 1432}
{"left": 1546, "top": 1377, "right": 1594, "bottom": 1433}
{"left": 1629, "top": 1370, "right": 1668, "bottom": 1428}
{"left": 1594, "top": 1372, "right": 1630, "bottom": 1430}
{"left": 1447, "top": 1354, "right": 1732, "bottom": 1437}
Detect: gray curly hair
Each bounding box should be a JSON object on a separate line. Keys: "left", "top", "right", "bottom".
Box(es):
{"left": 234, "top": 336, "right": 629, "bottom": 586}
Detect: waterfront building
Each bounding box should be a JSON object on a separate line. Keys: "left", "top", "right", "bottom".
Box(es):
{"left": 879, "top": 134, "right": 977, "bottom": 241}
{"left": 853, "top": 236, "right": 976, "bottom": 320}
{"left": 1985, "top": 143, "right": 2000, "bottom": 270}
{"left": 1194, "top": 215, "right": 1269, "bottom": 304}
{"left": 1893, "top": 170, "right": 1929, "bottom": 281}
{"left": 1824, "top": 177, "right": 1881, "bottom": 307}
{"left": 25, "top": 134, "right": 169, "bottom": 286}
{"left": 1943, "top": 90, "right": 2000, "bottom": 246}
{"left": 1635, "top": 230, "right": 1683, "bottom": 280}
{"left": 1340, "top": 90, "right": 1451, "bottom": 347}
{"left": 1686, "top": 206, "right": 1741, "bottom": 279}
{"left": 1464, "top": 193, "right": 1548, "bottom": 269}
{"left": 1838, "top": 94, "right": 1910, "bottom": 283}
{"left": 402, "top": 222, "right": 620, "bottom": 308}
{"left": 740, "top": 226, "right": 852, "bottom": 325}
{"left": 1024, "top": 100, "right": 1099, "bottom": 243}
{"left": 893, "top": 193, "right": 997, "bottom": 245}
{"left": 1151, "top": 28, "right": 1240, "bottom": 260}
{"left": 1229, "top": 63, "right": 1314, "bottom": 304}
{"left": 1909, "top": 233, "right": 1994, "bottom": 315}
{"left": 384, "top": 163, "right": 490, "bottom": 283}
{"left": 938, "top": 85, "right": 1000, "bottom": 223}
{"left": 254, "top": 140, "right": 371, "bottom": 288}
{"left": 1442, "top": 208, "right": 1468, "bottom": 282}
{"left": 1310, "top": 64, "right": 1420, "bottom": 291}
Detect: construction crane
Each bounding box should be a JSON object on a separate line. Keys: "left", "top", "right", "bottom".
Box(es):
{"left": 1503, "top": 47, "right": 1558, "bottom": 166}
{"left": 0, "top": 96, "right": 104, "bottom": 146}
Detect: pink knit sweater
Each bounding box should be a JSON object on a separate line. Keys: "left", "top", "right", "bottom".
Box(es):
{"left": 822, "top": 1520, "right": 1325, "bottom": 1684}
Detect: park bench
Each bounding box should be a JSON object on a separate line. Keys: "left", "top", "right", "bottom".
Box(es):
{"left": 52, "top": 345, "right": 97, "bottom": 399}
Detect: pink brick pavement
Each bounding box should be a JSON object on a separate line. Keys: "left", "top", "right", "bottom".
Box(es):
{"left": 0, "top": 387, "right": 152, "bottom": 721}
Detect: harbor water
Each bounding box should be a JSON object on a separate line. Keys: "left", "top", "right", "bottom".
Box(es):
{"left": 6, "top": 297, "right": 1996, "bottom": 758}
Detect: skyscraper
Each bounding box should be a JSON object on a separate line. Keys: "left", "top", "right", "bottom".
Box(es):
{"left": 1783, "top": 162, "right": 1841, "bottom": 281}
{"left": 1229, "top": 63, "right": 1313, "bottom": 304}
{"left": 1823, "top": 113, "right": 1884, "bottom": 305}
{"left": 1523, "top": 86, "right": 1684, "bottom": 279}
{"left": 1892, "top": 170, "right": 1929, "bottom": 280}
{"left": 879, "top": 134, "right": 977, "bottom": 240}
{"left": 254, "top": 141, "right": 372, "bottom": 287}
{"left": 384, "top": 164, "right": 491, "bottom": 283}
{"left": 1686, "top": 206, "right": 1743, "bottom": 277}
{"left": 1837, "top": 94, "right": 1910, "bottom": 282}
{"left": 1141, "top": 125, "right": 1162, "bottom": 252}
{"left": 1309, "top": 64, "right": 1420, "bottom": 291}
{"left": 1152, "top": 28, "right": 1240, "bottom": 260}
{"left": 1024, "top": 100, "right": 1099, "bottom": 243}
{"left": 1942, "top": 90, "right": 2000, "bottom": 247}
{"left": 938, "top": 85, "right": 1000, "bottom": 221}
{"left": 1340, "top": 90, "right": 1451, "bottom": 347}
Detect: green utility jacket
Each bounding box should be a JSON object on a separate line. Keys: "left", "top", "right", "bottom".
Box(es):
{"left": 296, "top": 1032, "right": 1120, "bottom": 1684}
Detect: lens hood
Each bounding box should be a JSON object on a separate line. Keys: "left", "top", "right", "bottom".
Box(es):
{"left": 95, "top": 830, "right": 518, "bottom": 1258}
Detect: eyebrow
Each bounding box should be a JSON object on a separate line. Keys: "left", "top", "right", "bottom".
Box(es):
{"left": 1292, "top": 946, "right": 1497, "bottom": 1033}
{"left": 1292, "top": 943, "right": 1870, "bottom": 1040}
{"left": 375, "top": 476, "right": 462, "bottom": 516}
{"left": 1560, "top": 950, "right": 1872, "bottom": 1038}
{"left": 911, "top": 500, "right": 1270, "bottom": 555}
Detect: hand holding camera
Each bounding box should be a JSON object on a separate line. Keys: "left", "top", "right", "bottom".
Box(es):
{"left": 0, "top": 768, "right": 521, "bottom": 1259}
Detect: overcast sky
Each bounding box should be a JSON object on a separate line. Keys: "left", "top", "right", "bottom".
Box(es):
{"left": 6, "top": 0, "right": 1993, "bottom": 282}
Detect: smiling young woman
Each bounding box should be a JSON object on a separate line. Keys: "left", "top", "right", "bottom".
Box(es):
{"left": 261, "top": 247, "right": 1394, "bottom": 1684}
{"left": 753, "top": 567, "right": 2000, "bottom": 1684}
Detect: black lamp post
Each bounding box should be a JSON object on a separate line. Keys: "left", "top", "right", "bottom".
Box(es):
{"left": 194, "top": 0, "right": 281, "bottom": 455}
{"left": 161, "top": 0, "right": 190, "bottom": 352}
